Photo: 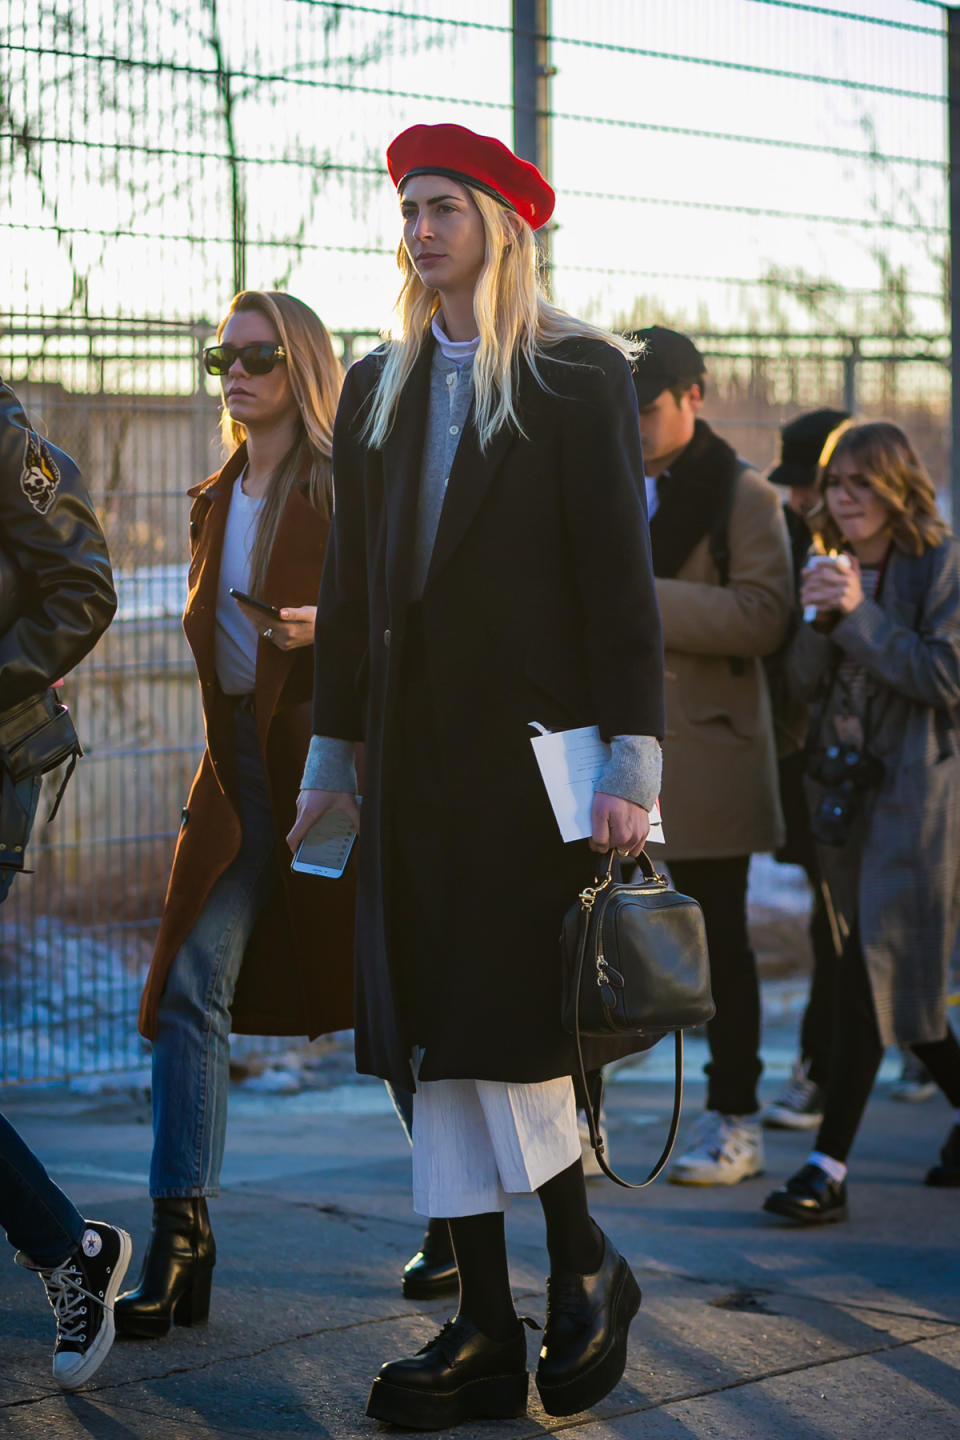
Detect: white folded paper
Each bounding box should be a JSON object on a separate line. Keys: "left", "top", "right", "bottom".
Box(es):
{"left": 529, "top": 723, "right": 664, "bottom": 845}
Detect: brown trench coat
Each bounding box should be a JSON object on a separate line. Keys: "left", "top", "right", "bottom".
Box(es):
{"left": 656, "top": 465, "right": 793, "bottom": 861}
{"left": 138, "top": 445, "right": 355, "bottom": 1041}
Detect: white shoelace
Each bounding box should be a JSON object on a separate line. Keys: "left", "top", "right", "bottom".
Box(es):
{"left": 38, "top": 1260, "right": 104, "bottom": 1343}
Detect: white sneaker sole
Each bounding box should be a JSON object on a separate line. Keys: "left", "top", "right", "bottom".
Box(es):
{"left": 54, "top": 1228, "right": 133, "bottom": 1390}
{"left": 668, "top": 1159, "right": 765, "bottom": 1186}
{"left": 763, "top": 1106, "right": 823, "bottom": 1131}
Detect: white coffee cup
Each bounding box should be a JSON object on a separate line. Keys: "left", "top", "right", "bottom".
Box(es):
{"left": 802, "top": 552, "right": 850, "bottom": 622}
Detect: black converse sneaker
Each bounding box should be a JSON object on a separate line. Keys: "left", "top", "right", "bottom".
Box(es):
{"left": 16, "top": 1221, "right": 133, "bottom": 1389}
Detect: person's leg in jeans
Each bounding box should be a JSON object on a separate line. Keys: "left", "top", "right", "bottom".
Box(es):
{"left": 150, "top": 707, "right": 280, "bottom": 1198}
{"left": 116, "top": 705, "right": 281, "bottom": 1338}
{"left": 668, "top": 856, "right": 764, "bottom": 1184}
{"left": 0, "top": 1111, "right": 85, "bottom": 1264}
{"left": 1, "top": 1112, "right": 133, "bottom": 1387}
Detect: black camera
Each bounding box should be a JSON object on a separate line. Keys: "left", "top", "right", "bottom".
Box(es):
{"left": 806, "top": 743, "right": 884, "bottom": 847}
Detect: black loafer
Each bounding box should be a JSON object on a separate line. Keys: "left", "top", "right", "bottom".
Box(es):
{"left": 535, "top": 1231, "right": 642, "bottom": 1418}
{"left": 401, "top": 1218, "right": 459, "bottom": 1300}
{"left": 366, "top": 1314, "right": 528, "bottom": 1429}
{"left": 763, "top": 1163, "right": 848, "bottom": 1224}
{"left": 925, "top": 1123, "right": 960, "bottom": 1187}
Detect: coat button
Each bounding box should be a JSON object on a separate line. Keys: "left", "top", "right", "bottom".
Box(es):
{"left": 384, "top": 628, "right": 391, "bottom": 648}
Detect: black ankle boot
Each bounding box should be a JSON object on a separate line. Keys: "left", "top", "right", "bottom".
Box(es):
{"left": 401, "top": 1217, "right": 459, "bottom": 1300}
{"left": 925, "top": 1123, "right": 960, "bottom": 1187}
{"left": 115, "top": 1198, "right": 215, "bottom": 1339}
{"left": 536, "top": 1231, "right": 641, "bottom": 1417}
{"left": 366, "top": 1314, "right": 529, "bottom": 1429}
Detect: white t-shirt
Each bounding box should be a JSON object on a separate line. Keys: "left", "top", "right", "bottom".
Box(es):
{"left": 214, "top": 471, "right": 266, "bottom": 696}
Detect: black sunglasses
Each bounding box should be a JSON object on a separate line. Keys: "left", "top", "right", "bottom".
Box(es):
{"left": 203, "top": 342, "right": 286, "bottom": 377}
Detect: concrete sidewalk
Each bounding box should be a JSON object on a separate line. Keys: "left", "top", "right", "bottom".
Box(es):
{"left": 1, "top": 1028, "right": 958, "bottom": 1440}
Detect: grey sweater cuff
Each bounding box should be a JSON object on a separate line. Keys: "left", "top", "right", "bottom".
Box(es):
{"left": 597, "top": 735, "right": 662, "bottom": 811}
{"left": 301, "top": 735, "right": 357, "bottom": 794}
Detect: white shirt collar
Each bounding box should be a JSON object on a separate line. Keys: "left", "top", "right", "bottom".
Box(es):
{"left": 431, "top": 316, "right": 481, "bottom": 363}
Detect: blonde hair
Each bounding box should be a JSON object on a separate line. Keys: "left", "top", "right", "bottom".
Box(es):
{"left": 218, "top": 290, "right": 344, "bottom": 596}
{"left": 815, "top": 419, "right": 949, "bottom": 557}
{"left": 365, "top": 185, "right": 638, "bottom": 451}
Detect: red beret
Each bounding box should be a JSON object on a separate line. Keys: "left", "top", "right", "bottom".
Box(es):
{"left": 387, "top": 123, "right": 555, "bottom": 231}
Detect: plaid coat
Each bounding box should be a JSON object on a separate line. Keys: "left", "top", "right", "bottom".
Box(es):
{"left": 789, "top": 537, "right": 960, "bottom": 1046}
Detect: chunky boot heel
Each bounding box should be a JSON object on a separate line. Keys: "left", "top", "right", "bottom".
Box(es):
{"left": 537, "top": 1232, "right": 642, "bottom": 1417}
{"left": 115, "top": 1198, "right": 216, "bottom": 1340}
{"left": 401, "top": 1217, "right": 459, "bottom": 1300}
{"left": 172, "top": 1262, "right": 214, "bottom": 1327}
{"left": 366, "top": 1315, "right": 529, "bottom": 1429}
{"left": 367, "top": 1370, "right": 528, "bottom": 1429}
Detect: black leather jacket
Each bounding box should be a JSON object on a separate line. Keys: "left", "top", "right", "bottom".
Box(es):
{"left": 0, "top": 377, "right": 117, "bottom": 709}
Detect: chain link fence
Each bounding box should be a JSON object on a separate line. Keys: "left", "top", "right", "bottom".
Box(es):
{"left": 1, "top": 0, "right": 951, "bottom": 1081}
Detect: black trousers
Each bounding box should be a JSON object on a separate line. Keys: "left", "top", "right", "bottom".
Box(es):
{"left": 798, "top": 864, "right": 839, "bottom": 1086}
{"left": 815, "top": 927, "right": 960, "bottom": 1164}
{"left": 776, "top": 751, "right": 837, "bottom": 1084}
{"left": 668, "top": 856, "right": 761, "bottom": 1116}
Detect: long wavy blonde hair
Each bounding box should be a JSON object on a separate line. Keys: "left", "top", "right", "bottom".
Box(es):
{"left": 364, "top": 184, "right": 638, "bottom": 451}
{"left": 218, "top": 290, "right": 344, "bottom": 596}
{"left": 816, "top": 419, "right": 949, "bottom": 557}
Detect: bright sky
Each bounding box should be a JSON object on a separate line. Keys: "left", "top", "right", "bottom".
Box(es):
{"left": 1, "top": 0, "right": 950, "bottom": 382}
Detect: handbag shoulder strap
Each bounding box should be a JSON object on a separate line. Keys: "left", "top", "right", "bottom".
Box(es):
{"left": 573, "top": 849, "right": 685, "bottom": 1189}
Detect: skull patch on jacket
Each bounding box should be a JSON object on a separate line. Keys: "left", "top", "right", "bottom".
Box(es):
{"left": 21, "top": 432, "right": 61, "bottom": 515}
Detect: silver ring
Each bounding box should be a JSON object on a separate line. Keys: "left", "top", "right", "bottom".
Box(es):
{"left": 263, "top": 628, "right": 273, "bottom": 640}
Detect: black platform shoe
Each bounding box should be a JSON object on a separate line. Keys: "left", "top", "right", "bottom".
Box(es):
{"left": 401, "top": 1218, "right": 459, "bottom": 1300}
{"left": 115, "top": 1198, "right": 215, "bottom": 1339}
{"left": 925, "top": 1123, "right": 960, "bottom": 1187}
{"left": 763, "top": 1162, "right": 848, "bottom": 1224}
{"left": 366, "top": 1314, "right": 529, "bottom": 1429}
{"left": 536, "top": 1232, "right": 642, "bottom": 1418}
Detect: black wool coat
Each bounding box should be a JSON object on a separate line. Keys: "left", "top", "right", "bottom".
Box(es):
{"left": 312, "top": 335, "right": 665, "bottom": 1090}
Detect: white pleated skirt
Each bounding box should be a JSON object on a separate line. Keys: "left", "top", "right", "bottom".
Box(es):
{"left": 411, "top": 1066, "right": 581, "bottom": 1217}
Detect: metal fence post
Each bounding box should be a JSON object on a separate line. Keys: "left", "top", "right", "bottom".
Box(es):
{"left": 843, "top": 336, "right": 859, "bottom": 415}
{"left": 512, "top": 0, "right": 553, "bottom": 279}
{"left": 949, "top": 7, "right": 960, "bottom": 527}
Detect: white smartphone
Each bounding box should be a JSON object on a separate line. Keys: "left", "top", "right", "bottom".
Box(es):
{"left": 292, "top": 806, "right": 357, "bottom": 878}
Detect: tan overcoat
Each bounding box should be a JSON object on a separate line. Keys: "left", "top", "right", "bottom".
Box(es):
{"left": 656, "top": 464, "right": 793, "bottom": 861}
{"left": 138, "top": 445, "right": 355, "bottom": 1041}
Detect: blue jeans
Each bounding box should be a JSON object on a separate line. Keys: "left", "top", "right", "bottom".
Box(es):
{"left": 0, "top": 775, "right": 42, "bottom": 905}
{"left": 149, "top": 704, "right": 281, "bottom": 1197}
{"left": 0, "top": 1112, "right": 85, "bottom": 1265}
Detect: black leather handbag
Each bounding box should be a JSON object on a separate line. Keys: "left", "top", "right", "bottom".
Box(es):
{"left": 561, "top": 849, "right": 714, "bottom": 1188}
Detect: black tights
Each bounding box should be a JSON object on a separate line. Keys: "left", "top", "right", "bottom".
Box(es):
{"left": 815, "top": 928, "right": 960, "bottom": 1164}
{"left": 447, "top": 1159, "right": 601, "bottom": 1340}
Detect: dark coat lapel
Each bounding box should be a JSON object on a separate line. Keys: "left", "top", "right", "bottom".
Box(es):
{"left": 381, "top": 339, "right": 434, "bottom": 616}
{"left": 182, "top": 446, "right": 247, "bottom": 688}
{"left": 255, "top": 481, "right": 329, "bottom": 746}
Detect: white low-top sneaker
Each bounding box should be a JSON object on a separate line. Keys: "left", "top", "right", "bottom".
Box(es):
{"left": 668, "top": 1111, "right": 765, "bottom": 1186}
{"left": 17, "top": 1220, "right": 132, "bottom": 1389}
